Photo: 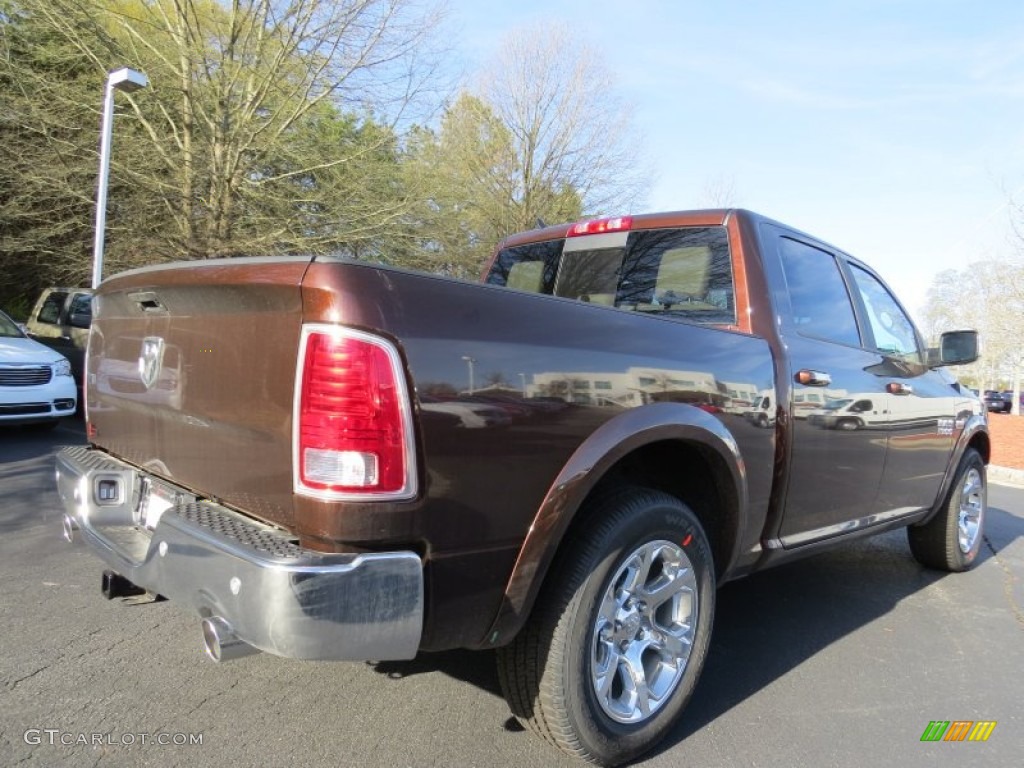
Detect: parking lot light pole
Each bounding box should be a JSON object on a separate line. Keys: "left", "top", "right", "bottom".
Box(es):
{"left": 92, "top": 67, "right": 148, "bottom": 289}
{"left": 462, "top": 356, "right": 476, "bottom": 395}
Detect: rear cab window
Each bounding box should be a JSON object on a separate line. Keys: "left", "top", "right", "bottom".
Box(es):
{"left": 485, "top": 225, "right": 736, "bottom": 326}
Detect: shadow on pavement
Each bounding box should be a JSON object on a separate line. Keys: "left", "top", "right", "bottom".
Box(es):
{"left": 363, "top": 503, "right": 1024, "bottom": 757}
{"left": 0, "top": 416, "right": 86, "bottom": 532}
{"left": 0, "top": 415, "right": 85, "bottom": 461}
{"left": 367, "top": 649, "right": 504, "bottom": 699}
{"left": 10, "top": 413, "right": 1018, "bottom": 759}
{"left": 984, "top": 502, "right": 1024, "bottom": 554}
{"left": 658, "top": 529, "right": 997, "bottom": 757}
{"left": 365, "top": 529, "right": 963, "bottom": 752}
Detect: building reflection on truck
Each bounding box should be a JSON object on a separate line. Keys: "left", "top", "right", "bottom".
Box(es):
{"left": 799, "top": 390, "right": 970, "bottom": 433}
{"left": 806, "top": 397, "right": 881, "bottom": 431}
{"left": 420, "top": 366, "right": 772, "bottom": 429}
{"left": 525, "top": 366, "right": 760, "bottom": 414}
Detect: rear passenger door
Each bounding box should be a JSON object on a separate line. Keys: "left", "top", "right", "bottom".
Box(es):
{"left": 769, "top": 233, "right": 890, "bottom": 546}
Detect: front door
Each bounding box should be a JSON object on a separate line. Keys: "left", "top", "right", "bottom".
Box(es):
{"left": 844, "top": 263, "right": 957, "bottom": 514}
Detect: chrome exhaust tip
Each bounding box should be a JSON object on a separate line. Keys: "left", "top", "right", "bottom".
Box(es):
{"left": 201, "top": 616, "right": 259, "bottom": 662}
{"left": 62, "top": 514, "right": 77, "bottom": 544}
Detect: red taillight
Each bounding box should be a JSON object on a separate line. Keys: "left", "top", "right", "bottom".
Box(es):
{"left": 294, "top": 326, "right": 415, "bottom": 499}
{"left": 567, "top": 216, "right": 633, "bottom": 237}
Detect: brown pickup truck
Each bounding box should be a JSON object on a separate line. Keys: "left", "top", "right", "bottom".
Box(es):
{"left": 57, "top": 209, "right": 988, "bottom": 766}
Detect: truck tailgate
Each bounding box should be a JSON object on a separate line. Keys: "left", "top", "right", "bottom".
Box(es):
{"left": 87, "top": 258, "right": 311, "bottom": 529}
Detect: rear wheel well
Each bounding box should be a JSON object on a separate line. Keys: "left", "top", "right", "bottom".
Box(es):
{"left": 564, "top": 439, "right": 739, "bottom": 580}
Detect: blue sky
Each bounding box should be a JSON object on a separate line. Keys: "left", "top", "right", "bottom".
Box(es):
{"left": 445, "top": 0, "right": 1024, "bottom": 324}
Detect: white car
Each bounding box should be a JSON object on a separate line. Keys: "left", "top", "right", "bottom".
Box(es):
{"left": 0, "top": 309, "right": 77, "bottom": 429}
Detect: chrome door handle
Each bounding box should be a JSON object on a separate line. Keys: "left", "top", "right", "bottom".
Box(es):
{"left": 795, "top": 369, "right": 832, "bottom": 387}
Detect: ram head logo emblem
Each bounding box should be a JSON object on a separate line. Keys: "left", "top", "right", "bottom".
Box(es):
{"left": 138, "top": 337, "right": 166, "bottom": 391}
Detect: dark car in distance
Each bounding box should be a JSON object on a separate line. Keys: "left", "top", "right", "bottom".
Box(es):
{"left": 984, "top": 390, "right": 1014, "bottom": 413}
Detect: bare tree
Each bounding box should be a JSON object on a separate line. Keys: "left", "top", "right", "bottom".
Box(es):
{"left": 0, "top": 3, "right": 104, "bottom": 306}
{"left": 923, "top": 259, "right": 1024, "bottom": 414}
{"left": 15, "top": 0, "right": 448, "bottom": 262}
{"left": 473, "top": 22, "right": 650, "bottom": 232}
{"left": 394, "top": 94, "right": 522, "bottom": 278}
{"left": 699, "top": 173, "right": 740, "bottom": 208}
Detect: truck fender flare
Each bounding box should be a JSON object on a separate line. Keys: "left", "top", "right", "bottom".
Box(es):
{"left": 916, "top": 412, "right": 990, "bottom": 526}
{"left": 482, "top": 402, "right": 747, "bottom": 647}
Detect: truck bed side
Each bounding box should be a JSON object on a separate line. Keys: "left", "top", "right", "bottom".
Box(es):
{"left": 300, "top": 259, "right": 776, "bottom": 648}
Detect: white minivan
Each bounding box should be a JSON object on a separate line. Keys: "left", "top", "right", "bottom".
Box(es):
{"left": 0, "top": 309, "right": 77, "bottom": 429}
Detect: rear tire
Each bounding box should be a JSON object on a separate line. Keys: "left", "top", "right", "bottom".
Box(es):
{"left": 497, "top": 487, "right": 715, "bottom": 766}
{"left": 907, "top": 448, "right": 986, "bottom": 571}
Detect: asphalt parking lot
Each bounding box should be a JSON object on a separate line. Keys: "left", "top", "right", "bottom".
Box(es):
{"left": 1, "top": 417, "right": 1021, "bottom": 767}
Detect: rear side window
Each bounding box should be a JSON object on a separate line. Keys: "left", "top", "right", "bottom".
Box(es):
{"left": 778, "top": 238, "right": 860, "bottom": 347}
{"left": 487, "top": 227, "right": 735, "bottom": 325}
{"left": 36, "top": 292, "right": 67, "bottom": 325}
{"left": 485, "top": 240, "right": 563, "bottom": 294}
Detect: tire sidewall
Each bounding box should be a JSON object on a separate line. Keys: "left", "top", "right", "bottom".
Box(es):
{"left": 945, "top": 450, "right": 986, "bottom": 569}
{"left": 559, "top": 496, "right": 715, "bottom": 763}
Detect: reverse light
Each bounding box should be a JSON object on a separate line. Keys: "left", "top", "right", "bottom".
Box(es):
{"left": 294, "top": 325, "right": 416, "bottom": 500}
{"left": 568, "top": 216, "right": 633, "bottom": 237}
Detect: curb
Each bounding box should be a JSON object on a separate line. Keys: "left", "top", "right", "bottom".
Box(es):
{"left": 989, "top": 465, "right": 1024, "bottom": 489}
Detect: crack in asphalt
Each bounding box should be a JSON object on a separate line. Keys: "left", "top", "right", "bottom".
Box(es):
{"left": 4, "top": 619, "right": 175, "bottom": 692}
{"left": 178, "top": 677, "right": 242, "bottom": 720}
{"left": 5, "top": 665, "right": 49, "bottom": 691}
{"left": 983, "top": 534, "right": 1024, "bottom": 630}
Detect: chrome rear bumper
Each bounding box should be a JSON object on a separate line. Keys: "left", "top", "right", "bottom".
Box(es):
{"left": 55, "top": 446, "right": 423, "bottom": 661}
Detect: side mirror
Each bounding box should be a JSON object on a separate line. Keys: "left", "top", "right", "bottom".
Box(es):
{"left": 930, "top": 330, "right": 979, "bottom": 367}
{"left": 69, "top": 311, "right": 92, "bottom": 329}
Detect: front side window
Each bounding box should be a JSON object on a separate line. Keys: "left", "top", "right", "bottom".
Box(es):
{"left": 69, "top": 294, "right": 92, "bottom": 318}
{"left": 778, "top": 238, "right": 860, "bottom": 347}
{"left": 848, "top": 264, "right": 922, "bottom": 364}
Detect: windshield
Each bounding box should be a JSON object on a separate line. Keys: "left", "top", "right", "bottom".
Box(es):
{"left": 0, "top": 311, "right": 25, "bottom": 338}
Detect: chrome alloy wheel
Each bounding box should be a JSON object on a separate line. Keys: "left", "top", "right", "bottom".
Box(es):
{"left": 591, "top": 540, "right": 698, "bottom": 724}
{"left": 957, "top": 467, "right": 984, "bottom": 554}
